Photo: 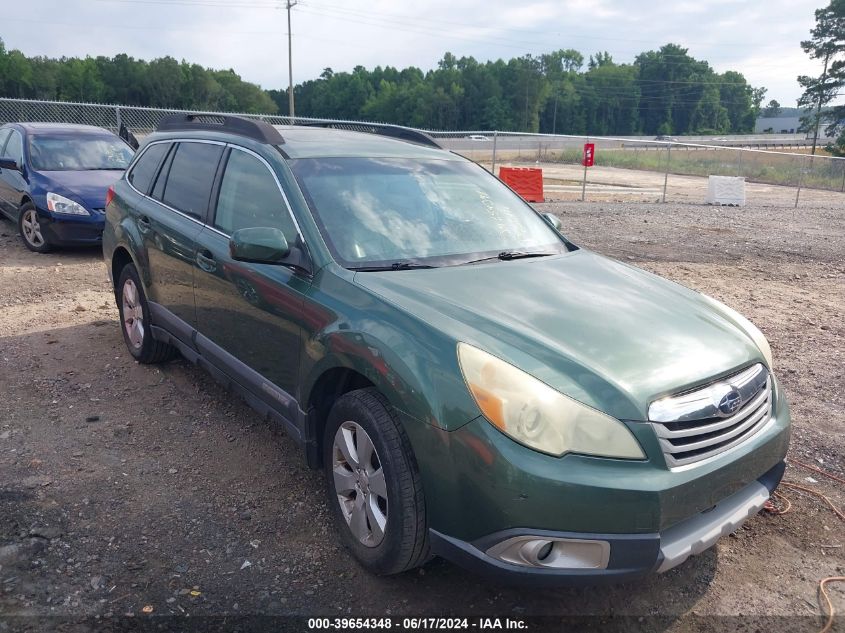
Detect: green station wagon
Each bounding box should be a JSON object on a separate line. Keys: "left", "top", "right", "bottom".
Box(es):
{"left": 103, "top": 115, "right": 790, "bottom": 584}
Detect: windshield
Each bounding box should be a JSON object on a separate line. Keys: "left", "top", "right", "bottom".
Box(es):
{"left": 290, "top": 157, "right": 567, "bottom": 268}
{"left": 29, "top": 135, "right": 134, "bottom": 171}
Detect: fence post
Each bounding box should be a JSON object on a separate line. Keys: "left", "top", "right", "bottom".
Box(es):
{"left": 737, "top": 147, "right": 743, "bottom": 178}
{"left": 840, "top": 159, "right": 845, "bottom": 193}
{"left": 662, "top": 144, "right": 671, "bottom": 203}
{"left": 581, "top": 137, "right": 589, "bottom": 202}
{"left": 795, "top": 155, "right": 806, "bottom": 209}
{"left": 491, "top": 131, "right": 498, "bottom": 175}
{"left": 115, "top": 106, "right": 122, "bottom": 133}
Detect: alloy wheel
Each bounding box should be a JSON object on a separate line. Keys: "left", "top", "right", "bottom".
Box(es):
{"left": 21, "top": 209, "right": 45, "bottom": 248}
{"left": 121, "top": 278, "right": 145, "bottom": 349}
{"left": 332, "top": 421, "right": 389, "bottom": 547}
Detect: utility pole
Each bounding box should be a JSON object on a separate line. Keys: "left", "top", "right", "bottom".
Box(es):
{"left": 286, "top": 0, "right": 297, "bottom": 121}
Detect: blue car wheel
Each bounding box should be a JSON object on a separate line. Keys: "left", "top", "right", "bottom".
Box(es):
{"left": 18, "top": 203, "right": 51, "bottom": 253}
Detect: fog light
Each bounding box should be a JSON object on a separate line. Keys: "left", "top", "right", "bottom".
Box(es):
{"left": 486, "top": 536, "right": 610, "bottom": 569}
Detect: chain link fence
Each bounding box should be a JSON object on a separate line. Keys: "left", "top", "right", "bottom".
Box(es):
{"left": 2, "top": 97, "right": 844, "bottom": 208}
{"left": 0, "top": 97, "right": 302, "bottom": 136}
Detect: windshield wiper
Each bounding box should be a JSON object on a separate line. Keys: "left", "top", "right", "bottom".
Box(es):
{"left": 462, "top": 251, "right": 557, "bottom": 265}
{"left": 350, "top": 261, "right": 438, "bottom": 272}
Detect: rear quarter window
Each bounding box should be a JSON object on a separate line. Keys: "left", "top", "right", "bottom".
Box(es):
{"left": 161, "top": 142, "right": 224, "bottom": 219}
{"left": 128, "top": 143, "right": 169, "bottom": 195}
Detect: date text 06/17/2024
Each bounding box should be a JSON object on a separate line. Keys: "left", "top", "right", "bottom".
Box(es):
{"left": 306, "top": 617, "right": 528, "bottom": 630}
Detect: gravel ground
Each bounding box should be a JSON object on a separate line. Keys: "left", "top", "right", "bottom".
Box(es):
{"left": 0, "top": 201, "right": 843, "bottom": 632}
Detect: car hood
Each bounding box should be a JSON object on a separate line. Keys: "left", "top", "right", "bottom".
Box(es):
{"left": 355, "top": 250, "right": 765, "bottom": 421}
{"left": 35, "top": 170, "right": 124, "bottom": 210}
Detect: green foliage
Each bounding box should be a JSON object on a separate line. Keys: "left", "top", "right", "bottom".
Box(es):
{"left": 762, "top": 99, "right": 783, "bottom": 117}
{"left": 798, "top": 0, "right": 845, "bottom": 152}
{"left": 0, "top": 38, "right": 763, "bottom": 135}
{"left": 0, "top": 39, "right": 277, "bottom": 114}
{"left": 293, "top": 45, "right": 761, "bottom": 135}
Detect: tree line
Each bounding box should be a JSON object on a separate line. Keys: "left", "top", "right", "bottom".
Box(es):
{"left": 281, "top": 45, "right": 765, "bottom": 136}
{"left": 0, "top": 38, "right": 278, "bottom": 115}
{"left": 1, "top": 37, "right": 766, "bottom": 136}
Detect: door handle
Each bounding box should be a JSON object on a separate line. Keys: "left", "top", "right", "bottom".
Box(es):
{"left": 196, "top": 249, "right": 216, "bottom": 272}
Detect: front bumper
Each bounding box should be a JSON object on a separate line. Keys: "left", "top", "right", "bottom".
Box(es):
{"left": 431, "top": 460, "right": 784, "bottom": 586}
{"left": 39, "top": 208, "right": 105, "bottom": 246}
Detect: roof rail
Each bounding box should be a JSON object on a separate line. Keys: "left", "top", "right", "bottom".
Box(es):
{"left": 156, "top": 114, "right": 284, "bottom": 144}
{"left": 296, "top": 121, "right": 441, "bottom": 149}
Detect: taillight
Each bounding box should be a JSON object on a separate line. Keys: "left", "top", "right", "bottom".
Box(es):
{"left": 105, "top": 186, "right": 115, "bottom": 207}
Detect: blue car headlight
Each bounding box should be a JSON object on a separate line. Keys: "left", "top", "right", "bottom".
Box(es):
{"left": 46, "top": 192, "right": 89, "bottom": 216}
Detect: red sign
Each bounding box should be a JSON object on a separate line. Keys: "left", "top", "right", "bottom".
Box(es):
{"left": 499, "top": 167, "right": 544, "bottom": 202}
{"left": 583, "top": 143, "right": 595, "bottom": 167}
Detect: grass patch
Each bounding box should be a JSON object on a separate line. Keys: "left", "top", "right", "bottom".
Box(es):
{"left": 546, "top": 147, "right": 845, "bottom": 192}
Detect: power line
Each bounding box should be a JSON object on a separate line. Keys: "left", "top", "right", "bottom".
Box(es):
{"left": 305, "top": 0, "right": 767, "bottom": 51}
{"left": 86, "top": 0, "right": 797, "bottom": 78}
{"left": 297, "top": 4, "right": 723, "bottom": 64}
{"left": 2, "top": 15, "right": 280, "bottom": 34}
{"left": 94, "top": 0, "right": 283, "bottom": 7}
{"left": 298, "top": 2, "right": 801, "bottom": 67}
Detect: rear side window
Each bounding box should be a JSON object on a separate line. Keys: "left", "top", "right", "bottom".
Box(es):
{"left": 128, "top": 143, "right": 169, "bottom": 194}
{"left": 214, "top": 149, "right": 297, "bottom": 242}
{"left": 162, "top": 142, "right": 224, "bottom": 219}
{"left": 150, "top": 146, "right": 174, "bottom": 201}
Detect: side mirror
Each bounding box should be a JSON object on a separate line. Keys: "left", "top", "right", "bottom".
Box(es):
{"left": 230, "top": 227, "right": 290, "bottom": 264}
{"left": 0, "top": 157, "right": 20, "bottom": 172}
{"left": 543, "top": 212, "right": 563, "bottom": 231}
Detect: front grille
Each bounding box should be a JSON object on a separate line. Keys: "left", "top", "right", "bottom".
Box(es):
{"left": 649, "top": 364, "right": 772, "bottom": 467}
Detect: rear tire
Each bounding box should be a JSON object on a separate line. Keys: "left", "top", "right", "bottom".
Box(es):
{"left": 18, "top": 203, "right": 51, "bottom": 253}
{"left": 116, "top": 263, "right": 177, "bottom": 364}
{"left": 323, "top": 388, "right": 429, "bottom": 575}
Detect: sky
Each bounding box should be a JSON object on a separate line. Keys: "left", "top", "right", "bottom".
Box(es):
{"left": 0, "top": 0, "right": 832, "bottom": 107}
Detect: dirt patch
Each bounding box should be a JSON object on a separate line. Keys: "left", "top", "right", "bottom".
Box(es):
{"left": 0, "top": 202, "right": 843, "bottom": 630}
{"left": 497, "top": 161, "right": 845, "bottom": 210}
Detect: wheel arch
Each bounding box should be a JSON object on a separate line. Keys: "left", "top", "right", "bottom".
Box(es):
{"left": 111, "top": 246, "right": 139, "bottom": 298}
{"left": 299, "top": 316, "right": 478, "bottom": 469}
{"left": 304, "top": 366, "right": 375, "bottom": 468}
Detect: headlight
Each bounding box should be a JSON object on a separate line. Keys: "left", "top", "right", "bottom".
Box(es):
{"left": 701, "top": 294, "right": 773, "bottom": 370}
{"left": 46, "top": 192, "right": 89, "bottom": 216}
{"left": 457, "top": 343, "right": 645, "bottom": 459}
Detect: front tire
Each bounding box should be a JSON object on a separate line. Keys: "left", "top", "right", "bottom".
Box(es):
{"left": 323, "top": 388, "right": 429, "bottom": 575}
{"left": 18, "top": 203, "right": 51, "bottom": 253}
{"left": 116, "top": 263, "right": 177, "bottom": 364}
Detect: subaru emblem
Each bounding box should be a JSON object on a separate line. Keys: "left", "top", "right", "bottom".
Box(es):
{"left": 718, "top": 390, "right": 742, "bottom": 415}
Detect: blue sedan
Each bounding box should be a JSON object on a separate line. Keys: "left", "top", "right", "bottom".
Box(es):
{"left": 0, "top": 123, "right": 134, "bottom": 252}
